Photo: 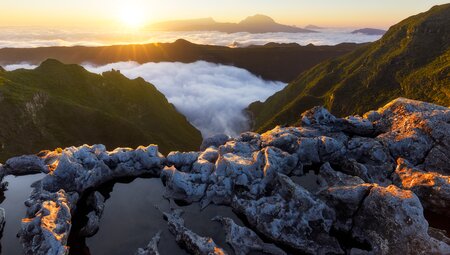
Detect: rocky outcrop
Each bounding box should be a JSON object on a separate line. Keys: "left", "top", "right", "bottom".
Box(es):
{"left": 79, "top": 192, "right": 105, "bottom": 237}
{"left": 163, "top": 209, "right": 227, "bottom": 255}
{"left": 2, "top": 144, "right": 164, "bottom": 254}
{"left": 162, "top": 98, "right": 450, "bottom": 254}
{"left": 393, "top": 158, "right": 450, "bottom": 216}
{"left": 213, "top": 216, "right": 286, "bottom": 255}
{"left": 0, "top": 207, "right": 5, "bottom": 234}
{"left": 0, "top": 98, "right": 449, "bottom": 254}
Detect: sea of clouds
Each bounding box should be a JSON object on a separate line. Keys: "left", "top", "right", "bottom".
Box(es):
{"left": 0, "top": 27, "right": 382, "bottom": 48}
{"left": 4, "top": 61, "right": 286, "bottom": 137}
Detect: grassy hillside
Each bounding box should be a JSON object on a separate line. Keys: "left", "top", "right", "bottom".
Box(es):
{"left": 248, "top": 4, "right": 450, "bottom": 132}
{"left": 0, "top": 40, "right": 361, "bottom": 83}
{"left": 0, "top": 59, "right": 202, "bottom": 162}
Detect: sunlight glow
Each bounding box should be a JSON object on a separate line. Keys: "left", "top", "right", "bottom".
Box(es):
{"left": 119, "top": 6, "right": 146, "bottom": 29}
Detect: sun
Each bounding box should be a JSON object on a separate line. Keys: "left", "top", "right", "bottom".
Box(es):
{"left": 119, "top": 6, "right": 146, "bottom": 29}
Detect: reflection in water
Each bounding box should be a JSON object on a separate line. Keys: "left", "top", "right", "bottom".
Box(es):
{"left": 0, "top": 173, "right": 46, "bottom": 255}
{"left": 69, "top": 178, "right": 244, "bottom": 255}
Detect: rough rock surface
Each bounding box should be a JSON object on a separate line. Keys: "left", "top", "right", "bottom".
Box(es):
{"left": 163, "top": 209, "right": 227, "bottom": 255}
{"left": 2, "top": 144, "right": 164, "bottom": 254}
{"left": 213, "top": 216, "right": 286, "bottom": 255}
{"left": 79, "top": 191, "right": 105, "bottom": 237}
{"left": 135, "top": 231, "right": 162, "bottom": 255}
{"left": 0, "top": 207, "right": 5, "bottom": 234}
{"left": 0, "top": 98, "right": 449, "bottom": 254}
{"left": 393, "top": 158, "right": 450, "bottom": 216}
{"left": 161, "top": 98, "right": 450, "bottom": 254}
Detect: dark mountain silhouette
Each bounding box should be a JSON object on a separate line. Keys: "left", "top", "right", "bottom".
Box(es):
{"left": 0, "top": 59, "right": 202, "bottom": 161}
{"left": 305, "top": 25, "right": 324, "bottom": 29}
{"left": 248, "top": 4, "right": 450, "bottom": 132}
{"left": 0, "top": 40, "right": 361, "bottom": 83}
{"left": 149, "top": 14, "right": 315, "bottom": 33}
{"left": 351, "top": 28, "right": 386, "bottom": 35}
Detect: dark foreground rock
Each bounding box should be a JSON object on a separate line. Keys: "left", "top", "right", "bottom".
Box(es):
{"left": 0, "top": 98, "right": 449, "bottom": 254}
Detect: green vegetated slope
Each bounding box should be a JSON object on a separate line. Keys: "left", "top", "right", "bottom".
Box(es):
{"left": 248, "top": 4, "right": 450, "bottom": 132}
{"left": 0, "top": 59, "right": 202, "bottom": 162}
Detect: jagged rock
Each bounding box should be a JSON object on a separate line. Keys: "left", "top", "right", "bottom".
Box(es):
{"left": 232, "top": 174, "right": 343, "bottom": 254}
{"left": 392, "top": 158, "right": 450, "bottom": 216}
{"left": 20, "top": 189, "right": 78, "bottom": 255}
{"left": 135, "top": 231, "right": 162, "bottom": 255}
{"left": 163, "top": 209, "right": 227, "bottom": 255}
{"left": 318, "top": 162, "right": 365, "bottom": 187}
{"left": 0, "top": 207, "right": 5, "bottom": 234}
{"left": 167, "top": 151, "right": 200, "bottom": 172}
{"left": 375, "top": 98, "right": 450, "bottom": 174}
{"left": 159, "top": 98, "right": 450, "bottom": 254}
{"left": 3, "top": 98, "right": 449, "bottom": 254}
{"left": 346, "top": 136, "right": 395, "bottom": 185}
{"left": 213, "top": 216, "right": 286, "bottom": 255}
{"left": 161, "top": 166, "right": 208, "bottom": 203}
{"left": 3, "top": 155, "right": 48, "bottom": 176}
{"left": 79, "top": 192, "right": 105, "bottom": 237}
{"left": 428, "top": 227, "right": 450, "bottom": 246}
{"left": 352, "top": 185, "right": 450, "bottom": 254}
{"left": 200, "top": 134, "right": 230, "bottom": 151}
{"left": 15, "top": 144, "right": 165, "bottom": 254}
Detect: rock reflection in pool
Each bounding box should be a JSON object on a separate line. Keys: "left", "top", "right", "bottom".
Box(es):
{"left": 81, "top": 178, "right": 244, "bottom": 255}
{"left": 0, "top": 173, "right": 46, "bottom": 255}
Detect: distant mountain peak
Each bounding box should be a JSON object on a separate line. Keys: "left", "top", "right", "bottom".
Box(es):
{"left": 239, "top": 14, "right": 276, "bottom": 25}
{"left": 148, "top": 14, "right": 314, "bottom": 33}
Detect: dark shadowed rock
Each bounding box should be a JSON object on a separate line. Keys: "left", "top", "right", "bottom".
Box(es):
{"left": 352, "top": 185, "right": 450, "bottom": 254}
{"left": 200, "top": 134, "right": 230, "bottom": 151}
{"left": 213, "top": 216, "right": 286, "bottom": 255}
{"left": 163, "top": 209, "right": 227, "bottom": 255}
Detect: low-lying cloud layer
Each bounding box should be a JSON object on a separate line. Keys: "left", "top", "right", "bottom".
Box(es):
{"left": 3, "top": 61, "right": 286, "bottom": 137}
{"left": 0, "top": 27, "right": 382, "bottom": 48}
{"left": 80, "top": 61, "right": 286, "bottom": 137}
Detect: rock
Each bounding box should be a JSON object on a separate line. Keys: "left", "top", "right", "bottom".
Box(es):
{"left": 345, "top": 136, "right": 395, "bottom": 185}
{"left": 163, "top": 209, "right": 227, "bottom": 255}
{"left": 79, "top": 211, "right": 101, "bottom": 238}
{"left": 375, "top": 98, "right": 450, "bottom": 174}
{"left": 135, "top": 231, "right": 162, "bottom": 255}
{"left": 200, "top": 134, "right": 230, "bottom": 151}
{"left": 213, "top": 216, "right": 286, "bottom": 255}
{"left": 392, "top": 158, "right": 450, "bottom": 216}
{"left": 20, "top": 189, "right": 77, "bottom": 255}
{"left": 352, "top": 185, "right": 450, "bottom": 254}
{"left": 3, "top": 155, "right": 48, "bottom": 175}
{"left": 167, "top": 151, "right": 199, "bottom": 172}
{"left": 79, "top": 192, "right": 105, "bottom": 237}
{"left": 161, "top": 166, "right": 207, "bottom": 203}
{"left": 232, "top": 174, "right": 343, "bottom": 254}
{"left": 17, "top": 144, "right": 165, "bottom": 254}
{"left": 4, "top": 98, "right": 449, "bottom": 254}
{"left": 0, "top": 207, "right": 5, "bottom": 234}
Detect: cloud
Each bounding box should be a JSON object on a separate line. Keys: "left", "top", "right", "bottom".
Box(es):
{"left": 84, "top": 61, "right": 286, "bottom": 138}
{"left": 0, "top": 27, "right": 382, "bottom": 49}
{"left": 2, "top": 63, "right": 38, "bottom": 71}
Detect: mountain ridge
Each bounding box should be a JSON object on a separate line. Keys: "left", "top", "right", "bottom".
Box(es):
{"left": 148, "top": 14, "right": 315, "bottom": 33}
{"left": 247, "top": 3, "right": 450, "bottom": 132}
{"left": 0, "top": 59, "right": 202, "bottom": 161}
{"left": 0, "top": 40, "right": 361, "bottom": 83}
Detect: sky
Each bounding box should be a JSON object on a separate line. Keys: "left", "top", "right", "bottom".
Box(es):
{"left": 0, "top": 0, "right": 448, "bottom": 29}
